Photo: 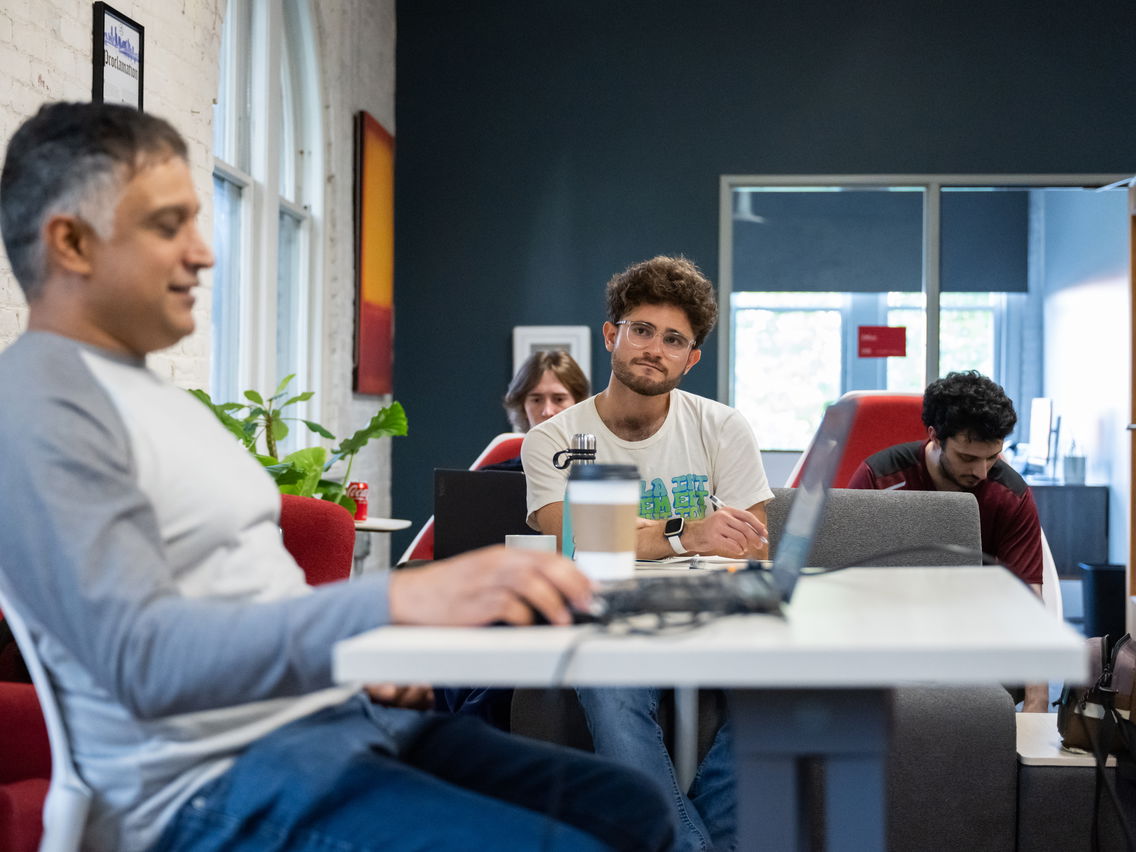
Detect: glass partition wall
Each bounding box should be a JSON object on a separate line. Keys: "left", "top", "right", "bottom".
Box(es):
{"left": 719, "top": 176, "right": 1129, "bottom": 455}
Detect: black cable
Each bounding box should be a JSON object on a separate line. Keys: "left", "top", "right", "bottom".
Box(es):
{"left": 801, "top": 543, "right": 1004, "bottom": 576}
{"left": 539, "top": 613, "right": 722, "bottom": 851}
{"left": 539, "top": 624, "right": 606, "bottom": 852}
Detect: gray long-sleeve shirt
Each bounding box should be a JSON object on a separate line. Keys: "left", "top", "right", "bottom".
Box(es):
{"left": 0, "top": 332, "right": 394, "bottom": 850}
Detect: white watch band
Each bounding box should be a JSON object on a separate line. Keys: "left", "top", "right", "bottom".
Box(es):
{"left": 667, "top": 531, "right": 685, "bottom": 555}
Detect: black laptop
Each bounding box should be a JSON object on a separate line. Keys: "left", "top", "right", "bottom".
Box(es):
{"left": 433, "top": 469, "right": 532, "bottom": 559}
{"left": 592, "top": 395, "right": 855, "bottom": 619}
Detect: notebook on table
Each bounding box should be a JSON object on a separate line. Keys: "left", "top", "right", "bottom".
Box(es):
{"left": 433, "top": 469, "right": 532, "bottom": 559}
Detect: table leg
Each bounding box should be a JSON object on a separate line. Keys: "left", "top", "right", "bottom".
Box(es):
{"left": 674, "top": 686, "right": 698, "bottom": 791}
{"left": 730, "top": 689, "right": 891, "bottom": 852}
{"left": 352, "top": 531, "right": 371, "bottom": 577}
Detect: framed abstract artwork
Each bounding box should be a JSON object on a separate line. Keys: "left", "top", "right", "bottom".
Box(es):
{"left": 353, "top": 111, "right": 395, "bottom": 395}
{"left": 92, "top": 2, "right": 144, "bottom": 109}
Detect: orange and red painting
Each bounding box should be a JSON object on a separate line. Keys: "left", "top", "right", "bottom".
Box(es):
{"left": 354, "top": 111, "right": 394, "bottom": 394}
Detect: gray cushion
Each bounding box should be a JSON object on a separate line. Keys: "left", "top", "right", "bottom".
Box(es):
{"left": 886, "top": 685, "right": 1018, "bottom": 852}
{"left": 1017, "top": 761, "right": 1136, "bottom": 852}
{"left": 766, "top": 487, "right": 983, "bottom": 569}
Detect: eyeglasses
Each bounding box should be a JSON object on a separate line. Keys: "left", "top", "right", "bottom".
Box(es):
{"left": 614, "top": 321, "right": 694, "bottom": 358}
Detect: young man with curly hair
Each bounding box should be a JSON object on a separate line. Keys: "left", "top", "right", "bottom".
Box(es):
{"left": 847, "top": 370, "right": 1048, "bottom": 711}
{"left": 521, "top": 255, "right": 775, "bottom": 852}
{"left": 523, "top": 255, "right": 773, "bottom": 562}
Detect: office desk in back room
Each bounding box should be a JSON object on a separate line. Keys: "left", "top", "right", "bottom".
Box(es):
{"left": 1031, "top": 484, "right": 1109, "bottom": 578}
{"left": 333, "top": 566, "right": 1085, "bottom": 852}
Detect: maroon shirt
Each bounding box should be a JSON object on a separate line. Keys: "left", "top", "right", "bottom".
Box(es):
{"left": 847, "top": 441, "right": 1043, "bottom": 585}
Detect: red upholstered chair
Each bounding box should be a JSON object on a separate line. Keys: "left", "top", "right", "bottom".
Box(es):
{"left": 279, "top": 494, "right": 356, "bottom": 585}
{"left": 786, "top": 390, "right": 1065, "bottom": 618}
{"left": 786, "top": 391, "right": 925, "bottom": 487}
{"left": 0, "top": 585, "right": 91, "bottom": 852}
{"left": 398, "top": 433, "right": 525, "bottom": 564}
{"left": 0, "top": 499, "right": 354, "bottom": 852}
{"left": 0, "top": 682, "right": 49, "bottom": 852}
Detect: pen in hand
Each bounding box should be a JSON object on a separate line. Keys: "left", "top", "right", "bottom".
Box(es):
{"left": 708, "top": 494, "right": 769, "bottom": 545}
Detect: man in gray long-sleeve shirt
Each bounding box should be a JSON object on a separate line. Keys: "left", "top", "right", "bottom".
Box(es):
{"left": 0, "top": 102, "right": 672, "bottom": 851}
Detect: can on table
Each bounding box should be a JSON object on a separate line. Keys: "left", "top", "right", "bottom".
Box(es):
{"left": 346, "top": 481, "right": 369, "bottom": 521}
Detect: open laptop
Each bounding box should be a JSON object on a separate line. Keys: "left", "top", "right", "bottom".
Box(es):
{"left": 592, "top": 396, "right": 855, "bottom": 618}
{"left": 433, "top": 469, "right": 532, "bottom": 559}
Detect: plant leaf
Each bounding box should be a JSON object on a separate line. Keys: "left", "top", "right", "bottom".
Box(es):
{"left": 264, "top": 463, "right": 307, "bottom": 488}
{"left": 329, "top": 402, "right": 408, "bottom": 461}
{"left": 276, "top": 447, "right": 327, "bottom": 496}
{"left": 244, "top": 390, "right": 265, "bottom": 405}
{"left": 281, "top": 392, "right": 315, "bottom": 408}
{"left": 273, "top": 374, "right": 296, "bottom": 397}
{"left": 270, "top": 418, "right": 290, "bottom": 442}
{"left": 300, "top": 419, "right": 336, "bottom": 440}
{"left": 188, "top": 389, "right": 256, "bottom": 448}
{"left": 317, "top": 477, "right": 345, "bottom": 502}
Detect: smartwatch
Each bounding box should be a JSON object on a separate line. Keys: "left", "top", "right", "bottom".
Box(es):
{"left": 664, "top": 516, "right": 686, "bottom": 555}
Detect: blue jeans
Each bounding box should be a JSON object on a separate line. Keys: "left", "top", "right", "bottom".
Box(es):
{"left": 576, "top": 687, "right": 736, "bottom": 852}
{"left": 155, "top": 695, "right": 674, "bottom": 851}
{"left": 436, "top": 685, "right": 513, "bottom": 730}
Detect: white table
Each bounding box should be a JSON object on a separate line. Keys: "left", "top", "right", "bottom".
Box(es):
{"left": 334, "top": 566, "right": 1087, "bottom": 851}
{"left": 353, "top": 516, "right": 411, "bottom": 533}
{"left": 1017, "top": 711, "right": 1115, "bottom": 768}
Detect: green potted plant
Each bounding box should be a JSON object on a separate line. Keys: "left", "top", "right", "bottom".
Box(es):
{"left": 190, "top": 375, "right": 407, "bottom": 514}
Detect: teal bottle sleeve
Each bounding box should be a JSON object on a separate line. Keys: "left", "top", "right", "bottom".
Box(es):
{"left": 561, "top": 487, "right": 574, "bottom": 559}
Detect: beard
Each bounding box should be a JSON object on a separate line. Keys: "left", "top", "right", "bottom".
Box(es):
{"left": 938, "top": 452, "right": 981, "bottom": 491}
{"left": 610, "top": 351, "right": 685, "bottom": 397}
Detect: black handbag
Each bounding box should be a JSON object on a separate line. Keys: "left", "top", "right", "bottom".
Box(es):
{"left": 1056, "top": 633, "right": 1136, "bottom": 851}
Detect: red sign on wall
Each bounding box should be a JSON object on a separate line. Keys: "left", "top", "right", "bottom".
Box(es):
{"left": 858, "top": 326, "right": 906, "bottom": 358}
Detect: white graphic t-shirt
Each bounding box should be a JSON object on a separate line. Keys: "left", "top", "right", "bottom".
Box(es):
{"left": 521, "top": 390, "right": 774, "bottom": 527}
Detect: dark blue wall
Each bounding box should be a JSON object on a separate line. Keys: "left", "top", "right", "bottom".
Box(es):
{"left": 389, "top": 0, "right": 1136, "bottom": 555}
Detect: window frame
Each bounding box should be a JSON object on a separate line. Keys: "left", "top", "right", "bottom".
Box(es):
{"left": 211, "top": 0, "right": 324, "bottom": 435}
{"left": 719, "top": 175, "right": 1129, "bottom": 452}
{"left": 718, "top": 174, "right": 1130, "bottom": 404}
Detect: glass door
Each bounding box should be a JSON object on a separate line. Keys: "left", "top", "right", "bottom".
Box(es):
{"left": 719, "top": 176, "right": 1126, "bottom": 454}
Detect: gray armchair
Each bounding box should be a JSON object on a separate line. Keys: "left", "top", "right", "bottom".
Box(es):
{"left": 766, "top": 486, "right": 983, "bottom": 568}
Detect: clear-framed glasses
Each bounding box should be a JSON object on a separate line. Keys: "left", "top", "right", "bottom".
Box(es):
{"left": 614, "top": 320, "right": 694, "bottom": 358}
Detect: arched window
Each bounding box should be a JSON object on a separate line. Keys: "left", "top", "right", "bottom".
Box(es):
{"left": 212, "top": 0, "right": 323, "bottom": 430}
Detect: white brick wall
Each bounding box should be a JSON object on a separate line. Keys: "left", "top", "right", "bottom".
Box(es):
{"left": 0, "top": 0, "right": 222, "bottom": 369}
{"left": 314, "top": 1, "right": 397, "bottom": 572}
{"left": 0, "top": 1, "right": 399, "bottom": 570}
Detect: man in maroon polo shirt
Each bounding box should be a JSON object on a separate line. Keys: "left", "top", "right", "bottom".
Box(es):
{"left": 847, "top": 370, "right": 1047, "bottom": 712}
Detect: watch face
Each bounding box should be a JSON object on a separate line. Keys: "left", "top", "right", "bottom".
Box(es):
{"left": 664, "top": 517, "right": 684, "bottom": 536}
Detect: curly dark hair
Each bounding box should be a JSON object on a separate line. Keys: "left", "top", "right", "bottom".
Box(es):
{"left": 503, "top": 350, "right": 590, "bottom": 432}
{"left": 922, "top": 371, "right": 1017, "bottom": 443}
{"left": 604, "top": 255, "right": 718, "bottom": 347}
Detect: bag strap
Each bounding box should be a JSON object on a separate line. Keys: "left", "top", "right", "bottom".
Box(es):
{"left": 1085, "top": 636, "right": 1136, "bottom": 852}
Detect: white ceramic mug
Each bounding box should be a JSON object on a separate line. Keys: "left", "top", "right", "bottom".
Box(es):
{"left": 505, "top": 534, "right": 558, "bottom": 553}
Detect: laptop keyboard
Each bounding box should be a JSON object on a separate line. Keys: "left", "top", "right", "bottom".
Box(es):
{"left": 591, "top": 568, "right": 783, "bottom": 620}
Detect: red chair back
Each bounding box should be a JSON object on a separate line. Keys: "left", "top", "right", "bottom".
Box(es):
{"left": 470, "top": 434, "right": 525, "bottom": 468}
{"left": 0, "top": 678, "right": 50, "bottom": 852}
{"left": 279, "top": 495, "right": 355, "bottom": 585}
{"left": 788, "top": 392, "right": 925, "bottom": 487}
